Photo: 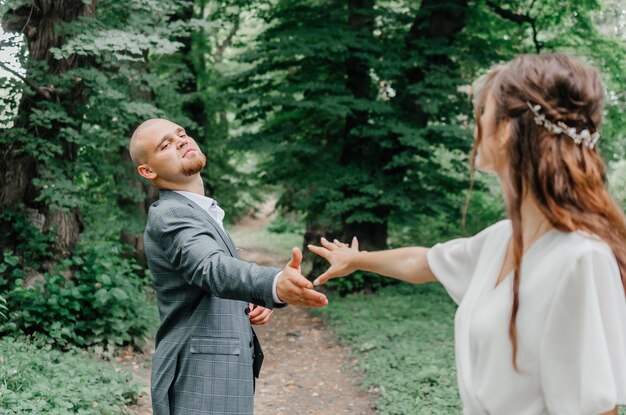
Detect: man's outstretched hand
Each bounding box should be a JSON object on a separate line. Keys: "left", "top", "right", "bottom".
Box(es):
{"left": 276, "top": 247, "right": 328, "bottom": 307}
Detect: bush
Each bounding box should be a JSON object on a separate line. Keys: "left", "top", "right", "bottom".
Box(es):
{"left": 0, "top": 235, "right": 155, "bottom": 347}
{"left": 0, "top": 336, "right": 139, "bottom": 414}
{"left": 324, "top": 270, "right": 398, "bottom": 296}
{"left": 267, "top": 215, "right": 305, "bottom": 235}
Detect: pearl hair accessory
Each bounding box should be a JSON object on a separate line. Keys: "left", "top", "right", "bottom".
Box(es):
{"left": 526, "top": 101, "right": 600, "bottom": 149}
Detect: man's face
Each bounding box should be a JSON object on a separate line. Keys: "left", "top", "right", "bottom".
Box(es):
{"left": 137, "top": 119, "right": 206, "bottom": 183}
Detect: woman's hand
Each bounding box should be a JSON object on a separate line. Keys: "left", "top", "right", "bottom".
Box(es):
{"left": 308, "top": 236, "right": 361, "bottom": 285}
{"left": 249, "top": 303, "right": 273, "bottom": 325}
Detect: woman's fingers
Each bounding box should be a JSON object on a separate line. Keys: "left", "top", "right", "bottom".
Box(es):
{"left": 320, "top": 237, "right": 337, "bottom": 250}
{"left": 351, "top": 236, "right": 359, "bottom": 250}
{"left": 308, "top": 244, "right": 330, "bottom": 259}
{"left": 314, "top": 270, "right": 333, "bottom": 286}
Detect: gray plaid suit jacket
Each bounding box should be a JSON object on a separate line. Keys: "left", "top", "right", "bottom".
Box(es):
{"left": 144, "top": 190, "right": 282, "bottom": 415}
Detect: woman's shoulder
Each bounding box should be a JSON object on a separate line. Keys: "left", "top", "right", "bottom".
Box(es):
{"left": 472, "top": 219, "right": 511, "bottom": 241}
{"left": 558, "top": 229, "right": 615, "bottom": 260}
{"left": 551, "top": 229, "right": 620, "bottom": 289}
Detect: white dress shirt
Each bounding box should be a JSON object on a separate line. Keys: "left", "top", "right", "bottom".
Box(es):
{"left": 174, "top": 191, "right": 283, "bottom": 304}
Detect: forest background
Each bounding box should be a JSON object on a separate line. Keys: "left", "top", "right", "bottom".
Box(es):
{"left": 0, "top": 0, "right": 625, "bottom": 414}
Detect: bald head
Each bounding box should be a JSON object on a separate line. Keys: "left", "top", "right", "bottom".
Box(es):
{"left": 129, "top": 118, "right": 166, "bottom": 166}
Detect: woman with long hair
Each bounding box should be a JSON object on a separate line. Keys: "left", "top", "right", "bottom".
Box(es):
{"left": 309, "top": 54, "right": 626, "bottom": 414}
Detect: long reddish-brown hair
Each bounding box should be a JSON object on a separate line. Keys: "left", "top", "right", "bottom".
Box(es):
{"left": 471, "top": 54, "right": 626, "bottom": 369}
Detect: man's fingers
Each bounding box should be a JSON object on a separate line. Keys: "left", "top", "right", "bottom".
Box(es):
{"left": 251, "top": 309, "right": 272, "bottom": 324}
{"left": 307, "top": 244, "right": 330, "bottom": 259}
{"left": 290, "top": 273, "right": 314, "bottom": 290}
{"left": 249, "top": 305, "right": 264, "bottom": 319}
{"left": 258, "top": 311, "right": 273, "bottom": 325}
{"left": 297, "top": 289, "right": 328, "bottom": 307}
{"left": 287, "top": 247, "right": 302, "bottom": 269}
{"left": 253, "top": 314, "right": 271, "bottom": 325}
{"left": 351, "top": 236, "right": 359, "bottom": 250}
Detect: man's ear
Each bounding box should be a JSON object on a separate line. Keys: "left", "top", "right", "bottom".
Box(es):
{"left": 138, "top": 164, "right": 157, "bottom": 180}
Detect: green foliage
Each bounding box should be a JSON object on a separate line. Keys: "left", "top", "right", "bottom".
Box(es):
{"left": 267, "top": 214, "right": 305, "bottom": 235}
{"left": 231, "top": 0, "right": 404, "bottom": 228}
{"left": 317, "top": 283, "right": 460, "bottom": 414}
{"left": 0, "top": 207, "right": 56, "bottom": 270}
{"left": 0, "top": 336, "right": 139, "bottom": 414}
{"left": 325, "top": 270, "right": 398, "bottom": 296}
{"left": 230, "top": 0, "right": 625, "bottom": 290}
{"left": 609, "top": 160, "right": 626, "bottom": 210}
{"left": 0, "top": 207, "right": 155, "bottom": 347}
{"left": 0, "top": 240, "right": 154, "bottom": 347}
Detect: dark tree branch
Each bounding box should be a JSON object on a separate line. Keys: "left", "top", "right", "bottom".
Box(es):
{"left": 0, "top": 61, "right": 54, "bottom": 100}
{"left": 213, "top": 16, "right": 240, "bottom": 63}
{"left": 486, "top": 0, "right": 542, "bottom": 53}
{"left": 486, "top": 1, "right": 532, "bottom": 24}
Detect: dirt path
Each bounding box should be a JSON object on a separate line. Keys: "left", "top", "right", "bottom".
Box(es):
{"left": 250, "top": 304, "right": 377, "bottom": 415}
{"left": 123, "top": 199, "right": 378, "bottom": 415}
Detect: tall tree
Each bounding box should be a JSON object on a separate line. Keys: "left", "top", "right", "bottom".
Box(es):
{"left": 1, "top": 0, "right": 97, "bottom": 268}
{"left": 0, "top": 0, "right": 184, "bottom": 346}
{"left": 232, "top": 0, "right": 474, "bottom": 284}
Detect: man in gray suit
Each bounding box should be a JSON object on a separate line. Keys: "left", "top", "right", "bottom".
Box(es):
{"left": 130, "top": 118, "right": 328, "bottom": 415}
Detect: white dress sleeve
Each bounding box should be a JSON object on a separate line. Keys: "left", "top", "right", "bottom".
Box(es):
{"left": 427, "top": 220, "right": 508, "bottom": 304}
{"left": 540, "top": 241, "right": 626, "bottom": 414}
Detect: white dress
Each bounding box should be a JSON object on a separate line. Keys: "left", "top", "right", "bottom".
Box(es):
{"left": 427, "top": 220, "right": 626, "bottom": 415}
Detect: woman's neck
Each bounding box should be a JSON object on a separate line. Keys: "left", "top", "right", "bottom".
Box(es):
{"left": 519, "top": 194, "right": 552, "bottom": 246}
{"left": 497, "top": 169, "right": 552, "bottom": 246}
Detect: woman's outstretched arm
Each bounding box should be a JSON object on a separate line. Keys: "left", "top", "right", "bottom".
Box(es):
{"left": 308, "top": 237, "right": 437, "bottom": 286}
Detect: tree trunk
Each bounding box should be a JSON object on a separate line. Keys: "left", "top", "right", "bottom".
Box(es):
{"left": 342, "top": 0, "right": 386, "bottom": 250}
{"left": 1, "top": 1, "right": 97, "bottom": 267}
{"left": 401, "top": 0, "right": 468, "bottom": 124}
{"left": 302, "top": 0, "right": 383, "bottom": 283}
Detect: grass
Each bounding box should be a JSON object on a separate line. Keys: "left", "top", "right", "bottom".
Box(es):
{"left": 0, "top": 336, "right": 140, "bottom": 414}
{"left": 315, "top": 283, "right": 460, "bottom": 415}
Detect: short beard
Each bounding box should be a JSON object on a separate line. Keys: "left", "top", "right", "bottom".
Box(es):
{"left": 182, "top": 152, "right": 207, "bottom": 176}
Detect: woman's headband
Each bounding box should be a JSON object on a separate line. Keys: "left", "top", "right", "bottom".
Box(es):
{"left": 526, "top": 101, "right": 600, "bottom": 149}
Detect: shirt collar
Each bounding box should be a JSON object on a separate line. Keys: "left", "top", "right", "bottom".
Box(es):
{"left": 173, "top": 191, "right": 225, "bottom": 228}
{"left": 173, "top": 190, "right": 216, "bottom": 211}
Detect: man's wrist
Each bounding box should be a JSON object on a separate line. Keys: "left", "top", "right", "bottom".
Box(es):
{"left": 272, "top": 271, "right": 285, "bottom": 304}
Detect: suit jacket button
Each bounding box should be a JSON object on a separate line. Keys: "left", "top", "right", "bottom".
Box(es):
{"left": 249, "top": 341, "right": 253, "bottom": 348}
{"left": 244, "top": 307, "right": 250, "bottom": 315}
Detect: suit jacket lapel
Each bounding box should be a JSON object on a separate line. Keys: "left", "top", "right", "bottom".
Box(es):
{"left": 159, "top": 190, "right": 239, "bottom": 258}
